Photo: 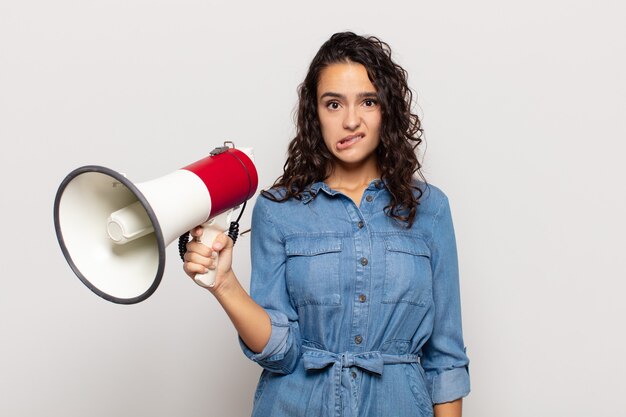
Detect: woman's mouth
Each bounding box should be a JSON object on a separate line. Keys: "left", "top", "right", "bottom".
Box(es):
{"left": 337, "top": 134, "right": 364, "bottom": 150}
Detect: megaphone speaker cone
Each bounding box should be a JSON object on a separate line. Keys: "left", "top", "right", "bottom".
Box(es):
{"left": 54, "top": 166, "right": 166, "bottom": 304}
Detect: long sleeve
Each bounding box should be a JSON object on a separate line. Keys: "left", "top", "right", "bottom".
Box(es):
{"left": 421, "top": 193, "right": 471, "bottom": 403}
{"left": 238, "top": 196, "right": 301, "bottom": 374}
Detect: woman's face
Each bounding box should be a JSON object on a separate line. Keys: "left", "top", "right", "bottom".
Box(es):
{"left": 316, "top": 62, "right": 382, "bottom": 169}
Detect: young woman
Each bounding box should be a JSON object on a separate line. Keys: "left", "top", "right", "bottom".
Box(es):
{"left": 183, "top": 32, "right": 470, "bottom": 417}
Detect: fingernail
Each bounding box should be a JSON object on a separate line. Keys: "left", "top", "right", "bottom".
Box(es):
{"left": 203, "top": 268, "right": 209, "bottom": 274}
{"left": 214, "top": 242, "right": 223, "bottom": 250}
{"left": 211, "top": 251, "right": 218, "bottom": 259}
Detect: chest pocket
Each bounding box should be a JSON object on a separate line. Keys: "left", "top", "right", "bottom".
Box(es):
{"left": 382, "top": 235, "right": 432, "bottom": 306}
{"left": 285, "top": 235, "right": 342, "bottom": 307}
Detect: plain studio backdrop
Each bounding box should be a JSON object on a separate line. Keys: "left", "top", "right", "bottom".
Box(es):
{"left": 1, "top": 1, "right": 624, "bottom": 416}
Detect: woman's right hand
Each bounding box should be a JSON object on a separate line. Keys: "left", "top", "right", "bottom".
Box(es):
{"left": 182, "top": 226, "right": 235, "bottom": 292}
{"left": 183, "top": 227, "right": 271, "bottom": 354}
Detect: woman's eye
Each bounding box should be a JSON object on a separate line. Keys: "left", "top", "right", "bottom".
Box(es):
{"left": 363, "top": 99, "right": 377, "bottom": 107}
{"left": 327, "top": 102, "right": 340, "bottom": 110}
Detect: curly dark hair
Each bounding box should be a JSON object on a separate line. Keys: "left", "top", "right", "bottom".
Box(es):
{"left": 263, "top": 31, "right": 425, "bottom": 227}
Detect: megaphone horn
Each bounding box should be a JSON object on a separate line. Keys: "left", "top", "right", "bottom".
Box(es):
{"left": 53, "top": 144, "right": 258, "bottom": 304}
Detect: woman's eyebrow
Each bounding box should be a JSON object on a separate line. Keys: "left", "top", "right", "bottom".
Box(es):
{"left": 319, "top": 92, "right": 344, "bottom": 100}
{"left": 319, "top": 91, "right": 378, "bottom": 100}
{"left": 357, "top": 92, "right": 378, "bottom": 99}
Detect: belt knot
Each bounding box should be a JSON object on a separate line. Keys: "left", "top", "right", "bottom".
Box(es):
{"left": 301, "top": 346, "right": 419, "bottom": 376}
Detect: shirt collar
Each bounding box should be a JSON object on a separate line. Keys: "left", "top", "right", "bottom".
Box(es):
{"left": 302, "top": 179, "right": 386, "bottom": 204}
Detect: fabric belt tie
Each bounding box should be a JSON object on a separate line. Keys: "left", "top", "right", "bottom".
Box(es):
{"left": 302, "top": 346, "right": 420, "bottom": 375}
{"left": 302, "top": 346, "right": 421, "bottom": 417}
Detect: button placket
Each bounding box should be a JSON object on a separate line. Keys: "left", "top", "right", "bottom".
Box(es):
{"left": 340, "top": 197, "right": 371, "bottom": 355}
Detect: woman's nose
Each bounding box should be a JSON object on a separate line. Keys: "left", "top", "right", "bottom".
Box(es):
{"left": 342, "top": 106, "right": 361, "bottom": 130}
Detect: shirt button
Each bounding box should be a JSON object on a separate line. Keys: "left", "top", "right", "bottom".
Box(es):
{"left": 358, "top": 294, "right": 367, "bottom": 303}
{"left": 360, "top": 257, "right": 368, "bottom": 266}
{"left": 375, "top": 180, "right": 383, "bottom": 189}
{"left": 357, "top": 221, "right": 364, "bottom": 229}
{"left": 351, "top": 371, "right": 357, "bottom": 379}
{"left": 365, "top": 195, "right": 373, "bottom": 202}
{"left": 354, "top": 335, "right": 363, "bottom": 344}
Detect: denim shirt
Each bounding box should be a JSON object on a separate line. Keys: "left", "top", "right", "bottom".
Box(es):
{"left": 239, "top": 180, "right": 470, "bottom": 417}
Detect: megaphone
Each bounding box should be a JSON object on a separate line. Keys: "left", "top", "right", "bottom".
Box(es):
{"left": 53, "top": 143, "right": 258, "bottom": 304}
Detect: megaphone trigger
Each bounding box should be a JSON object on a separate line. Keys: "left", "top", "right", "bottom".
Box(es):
{"left": 192, "top": 210, "right": 234, "bottom": 288}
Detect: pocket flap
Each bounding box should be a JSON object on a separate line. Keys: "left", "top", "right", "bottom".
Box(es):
{"left": 384, "top": 235, "right": 430, "bottom": 257}
{"left": 285, "top": 236, "right": 343, "bottom": 256}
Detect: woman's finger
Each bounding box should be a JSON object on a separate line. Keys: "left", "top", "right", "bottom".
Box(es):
{"left": 186, "top": 241, "right": 212, "bottom": 258}
{"left": 212, "top": 232, "right": 233, "bottom": 252}
{"left": 190, "top": 226, "right": 204, "bottom": 237}
{"left": 183, "top": 251, "right": 215, "bottom": 267}
{"left": 183, "top": 262, "right": 209, "bottom": 276}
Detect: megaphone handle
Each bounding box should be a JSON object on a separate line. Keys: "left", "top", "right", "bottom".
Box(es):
{"left": 193, "top": 210, "right": 233, "bottom": 288}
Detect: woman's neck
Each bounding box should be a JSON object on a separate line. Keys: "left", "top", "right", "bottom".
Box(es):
{"left": 324, "top": 158, "right": 381, "bottom": 205}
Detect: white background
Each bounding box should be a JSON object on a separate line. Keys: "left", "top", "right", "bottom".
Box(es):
{"left": 1, "top": 1, "right": 625, "bottom": 416}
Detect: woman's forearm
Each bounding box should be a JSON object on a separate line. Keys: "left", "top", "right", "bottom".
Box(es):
{"left": 434, "top": 398, "right": 462, "bottom": 417}
{"left": 211, "top": 270, "right": 271, "bottom": 353}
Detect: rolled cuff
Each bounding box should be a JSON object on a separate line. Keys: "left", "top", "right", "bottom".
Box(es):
{"left": 426, "top": 366, "right": 471, "bottom": 404}
{"left": 238, "top": 309, "right": 300, "bottom": 374}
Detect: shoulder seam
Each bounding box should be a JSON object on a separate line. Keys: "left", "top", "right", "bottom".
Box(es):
{"left": 258, "top": 197, "right": 286, "bottom": 242}
{"left": 427, "top": 192, "right": 448, "bottom": 246}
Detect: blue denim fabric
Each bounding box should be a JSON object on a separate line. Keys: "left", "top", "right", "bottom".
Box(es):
{"left": 239, "top": 181, "right": 470, "bottom": 416}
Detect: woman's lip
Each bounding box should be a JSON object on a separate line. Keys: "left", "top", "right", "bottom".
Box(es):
{"left": 337, "top": 134, "right": 364, "bottom": 150}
